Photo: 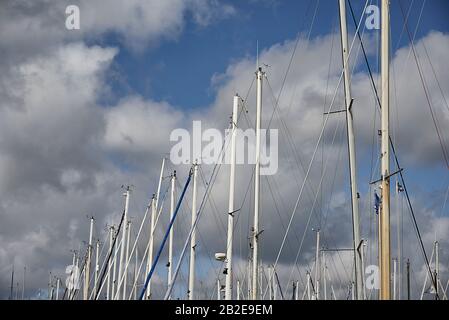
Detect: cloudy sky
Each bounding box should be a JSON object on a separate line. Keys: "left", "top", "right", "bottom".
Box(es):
{"left": 0, "top": 0, "right": 448, "bottom": 300}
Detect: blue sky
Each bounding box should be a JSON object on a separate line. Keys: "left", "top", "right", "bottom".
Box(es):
{"left": 1, "top": 0, "right": 448, "bottom": 299}
{"left": 100, "top": 0, "right": 449, "bottom": 201}
{"left": 104, "top": 0, "right": 449, "bottom": 109}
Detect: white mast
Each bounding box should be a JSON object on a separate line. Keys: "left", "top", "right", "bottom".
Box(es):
{"left": 107, "top": 226, "right": 113, "bottom": 300}
{"left": 145, "top": 196, "right": 156, "bottom": 299}
{"left": 84, "top": 217, "right": 94, "bottom": 300}
{"left": 252, "top": 67, "right": 263, "bottom": 300}
{"left": 56, "top": 278, "right": 60, "bottom": 300}
{"left": 117, "top": 187, "right": 130, "bottom": 300}
{"left": 123, "top": 220, "right": 131, "bottom": 299}
{"left": 295, "top": 280, "right": 299, "bottom": 300}
{"left": 167, "top": 171, "right": 176, "bottom": 299}
{"left": 314, "top": 230, "right": 320, "bottom": 300}
{"left": 112, "top": 227, "right": 118, "bottom": 299}
{"left": 94, "top": 240, "right": 100, "bottom": 294}
{"left": 237, "top": 280, "right": 241, "bottom": 300}
{"left": 225, "top": 95, "right": 239, "bottom": 300}
{"left": 145, "top": 158, "right": 165, "bottom": 299}
{"left": 380, "top": 0, "right": 391, "bottom": 300}
{"left": 306, "top": 272, "right": 311, "bottom": 300}
{"left": 156, "top": 158, "right": 166, "bottom": 210}
{"left": 188, "top": 163, "right": 198, "bottom": 300}
{"left": 134, "top": 246, "right": 138, "bottom": 300}
{"left": 338, "top": 0, "right": 364, "bottom": 300}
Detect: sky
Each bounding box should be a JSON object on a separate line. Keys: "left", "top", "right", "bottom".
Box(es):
{"left": 0, "top": 0, "right": 448, "bottom": 300}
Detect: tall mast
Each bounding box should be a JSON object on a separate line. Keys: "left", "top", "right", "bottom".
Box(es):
{"left": 145, "top": 158, "right": 165, "bottom": 299}
{"left": 145, "top": 196, "right": 156, "bottom": 299}
{"left": 167, "top": 171, "right": 176, "bottom": 299}
{"left": 117, "top": 187, "right": 130, "bottom": 300}
{"left": 107, "top": 226, "right": 114, "bottom": 300}
{"left": 94, "top": 240, "right": 100, "bottom": 294}
{"left": 252, "top": 67, "right": 263, "bottom": 300}
{"left": 155, "top": 158, "right": 166, "bottom": 210}
{"left": 84, "top": 216, "right": 94, "bottom": 300}
{"left": 314, "top": 230, "right": 320, "bottom": 300}
{"left": 123, "top": 220, "right": 131, "bottom": 299}
{"left": 56, "top": 278, "right": 60, "bottom": 300}
{"left": 225, "top": 95, "right": 239, "bottom": 300}
{"left": 134, "top": 246, "right": 138, "bottom": 300}
{"left": 306, "top": 271, "right": 311, "bottom": 300}
{"left": 188, "top": 163, "right": 198, "bottom": 299}
{"left": 338, "top": 0, "right": 363, "bottom": 299}
{"left": 380, "top": 0, "right": 391, "bottom": 300}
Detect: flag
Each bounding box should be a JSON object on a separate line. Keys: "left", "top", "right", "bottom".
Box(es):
{"left": 374, "top": 192, "right": 380, "bottom": 214}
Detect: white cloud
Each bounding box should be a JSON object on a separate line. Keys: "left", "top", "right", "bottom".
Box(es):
{"left": 0, "top": 2, "right": 447, "bottom": 298}
{"left": 104, "top": 96, "right": 183, "bottom": 155}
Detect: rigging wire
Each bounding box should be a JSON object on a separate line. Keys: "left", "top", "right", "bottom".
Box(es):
{"left": 397, "top": 0, "right": 449, "bottom": 168}
{"left": 262, "top": 0, "right": 370, "bottom": 299}
{"left": 347, "top": 0, "right": 440, "bottom": 298}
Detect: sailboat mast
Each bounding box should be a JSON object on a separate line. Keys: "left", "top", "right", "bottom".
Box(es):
{"left": 117, "top": 187, "right": 130, "bottom": 300}
{"left": 56, "top": 278, "right": 60, "bottom": 300}
{"left": 225, "top": 95, "right": 239, "bottom": 300}
{"left": 94, "top": 240, "right": 100, "bottom": 293}
{"left": 123, "top": 220, "right": 131, "bottom": 299}
{"left": 155, "top": 158, "right": 166, "bottom": 210}
{"left": 146, "top": 158, "right": 165, "bottom": 299}
{"left": 84, "top": 217, "right": 94, "bottom": 300}
{"left": 314, "top": 230, "right": 320, "bottom": 300}
{"left": 145, "top": 196, "right": 156, "bottom": 299}
{"left": 338, "top": 0, "right": 363, "bottom": 300}
{"left": 167, "top": 171, "right": 176, "bottom": 299}
{"left": 252, "top": 67, "right": 263, "bottom": 300}
{"left": 188, "top": 163, "right": 198, "bottom": 300}
{"left": 107, "top": 226, "right": 113, "bottom": 300}
{"left": 380, "top": 0, "right": 391, "bottom": 300}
